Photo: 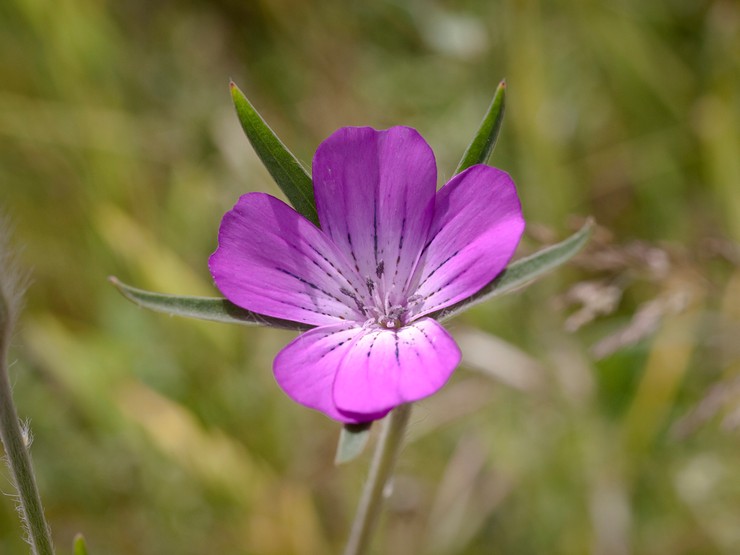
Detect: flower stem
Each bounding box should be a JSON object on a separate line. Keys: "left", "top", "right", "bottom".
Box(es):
{"left": 343, "top": 403, "right": 412, "bottom": 555}
{"left": 0, "top": 285, "right": 55, "bottom": 554}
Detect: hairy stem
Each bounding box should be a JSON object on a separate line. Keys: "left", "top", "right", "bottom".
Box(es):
{"left": 0, "top": 233, "right": 55, "bottom": 555}
{"left": 343, "top": 403, "right": 412, "bottom": 555}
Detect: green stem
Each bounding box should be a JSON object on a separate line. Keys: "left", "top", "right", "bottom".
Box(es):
{"left": 343, "top": 403, "right": 413, "bottom": 555}
{"left": 0, "top": 306, "right": 55, "bottom": 555}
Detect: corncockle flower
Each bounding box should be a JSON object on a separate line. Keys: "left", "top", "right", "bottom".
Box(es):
{"left": 209, "top": 126, "right": 524, "bottom": 423}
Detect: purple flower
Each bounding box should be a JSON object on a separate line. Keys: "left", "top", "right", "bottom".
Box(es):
{"left": 209, "top": 126, "right": 524, "bottom": 423}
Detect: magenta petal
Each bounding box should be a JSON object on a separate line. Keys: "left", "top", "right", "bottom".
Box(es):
{"left": 332, "top": 318, "right": 461, "bottom": 415}
{"left": 312, "top": 127, "right": 436, "bottom": 304}
{"left": 209, "top": 193, "right": 366, "bottom": 326}
{"left": 412, "top": 165, "right": 525, "bottom": 316}
{"left": 273, "top": 324, "right": 389, "bottom": 423}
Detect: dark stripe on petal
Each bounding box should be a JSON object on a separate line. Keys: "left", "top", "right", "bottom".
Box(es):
{"left": 340, "top": 287, "right": 367, "bottom": 314}
{"left": 417, "top": 325, "right": 437, "bottom": 351}
{"left": 324, "top": 339, "right": 347, "bottom": 357}
{"left": 420, "top": 265, "right": 473, "bottom": 307}
{"left": 276, "top": 267, "right": 355, "bottom": 311}
{"left": 376, "top": 260, "right": 384, "bottom": 278}
{"left": 307, "top": 243, "right": 360, "bottom": 292}
{"left": 278, "top": 237, "right": 361, "bottom": 296}
{"left": 438, "top": 264, "right": 474, "bottom": 293}
{"left": 317, "top": 327, "right": 358, "bottom": 360}
{"left": 273, "top": 297, "right": 337, "bottom": 318}
{"left": 366, "top": 333, "right": 379, "bottom": 358}
{"left": 347, "top": 232, "right": 361, "bottom": 272}
{"left": 373, "top": 199, "right": 379, "bottom": 267}
{"left": 416, "top": 249, "right": 461, "bottom": 290}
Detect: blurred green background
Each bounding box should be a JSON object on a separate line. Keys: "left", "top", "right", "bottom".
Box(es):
{"left": 1, "top": 0, "right": 739, "bottom": 553}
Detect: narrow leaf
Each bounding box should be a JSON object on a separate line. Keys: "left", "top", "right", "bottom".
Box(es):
{"left": 335, "top": 422, "right": 373, "bottom": 465}
{"left": 435, "top": 219, "right": 593, "bottom": 322}
{"left": 455, "top": 79, "right": 507, "bottom": 174}
{"left": 73, "top": 534, "right": 89, "bottom": 555}
{"left": 109, "top": 277, "right": 311, "bottom": 330}
{"left": 230, "top": 81, "right": 319, "bottom": 225}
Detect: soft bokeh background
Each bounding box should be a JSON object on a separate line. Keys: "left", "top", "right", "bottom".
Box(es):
{"left": 1, "top": 0, "right": 739, "bottom": 553}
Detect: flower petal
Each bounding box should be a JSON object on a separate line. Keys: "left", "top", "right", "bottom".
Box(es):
{"left": 312, "top": 127, "right": 436, "bottom": 305}
{"left": 411, "top": 165, "right": 525, "bottom": 316}
{"left": 209, "top": 193, "right": 367, "bottom": 326}
{"left": 273, "top": 323, "right": 389, "bottom": 423}
{"left": 332, "top": 318, "right": 461, "bottom": 415}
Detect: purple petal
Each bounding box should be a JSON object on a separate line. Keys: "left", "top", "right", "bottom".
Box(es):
{"left": 209, "top": 193, "right": 367, "bottom": 326}
{"left": 410, "top": 165, "right": 525, "bottom": 316}
{"left": 273, "top": 323, "right": 389, "bottom": 423}
{"left": 332, "top": 318, "right": 461, "bottom": 415}
{"left": 312, "top": 127, "right": 436, "bottom": 306}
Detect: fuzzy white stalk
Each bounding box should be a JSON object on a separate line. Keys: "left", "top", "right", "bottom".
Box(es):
{"left": 0, "top": 217, "right": 55, "bottom": 555}
{"left": 343, "top": 403, "right": 412, "bottom": 555}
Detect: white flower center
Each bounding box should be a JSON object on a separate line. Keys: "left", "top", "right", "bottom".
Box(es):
{"left": 362, "top": 275, "right": 425, "bottom": 330}
{"left": 341, "top": 276, "right": 424, "bottom": 331}
{"left": 364, "top": 304, "right": 407, "bottom": 330}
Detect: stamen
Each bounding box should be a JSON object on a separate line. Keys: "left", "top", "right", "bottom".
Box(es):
{"left": 359, "top": 271, "right": 415, "bottom": 331}
{"left": 378, "top": 315, "right": 403, "bottom": 329}
{"left": 376, "top": 261, "right": 384, "bottom": 278}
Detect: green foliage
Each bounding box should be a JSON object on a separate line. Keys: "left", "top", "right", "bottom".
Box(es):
{"left": 109, "top": 277, "right": 311, "bottom": 330}
{"left": 335, "top": 422, "right": 373, "bottom": 466}
{"left": 434, "top": 219, "right": 592, "bottom": 322}
{"left": 74, "top": 534, "right": 90, "bottom": 555}
{"left": 454, "top": 79, "right": 506, "bottom": 174}
{"left": 230, "top": 82, "right": 319, "bottom": 225}
{"left": 1, "top": 1, "right": 738, "bottom": 554}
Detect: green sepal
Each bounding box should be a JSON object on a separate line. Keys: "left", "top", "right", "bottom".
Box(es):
{"left": 335, "top": 422, "right": 373, "bottom": 465}
{"left": 73, "top": 534, "right": 89, "bottom": 555}
{"left": 230, "top": 81, "right": 319, "bottom": 225}
{"left": 434, "top": 219, "right": 593, "bottom": 322}
{"left": 455, "top": 79, "right": 506, "bottom": 174}
{"left": 109, "top": 277, "right": 311, "bottom": 331}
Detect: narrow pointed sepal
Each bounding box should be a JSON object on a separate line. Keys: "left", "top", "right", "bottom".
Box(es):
{"left": 434, "top": 219, "right": 594, "bottom": 322}
{"left": 455, "top": 79, "right": 506, "bottom": 174}
{"left": 335, "top": 422, "right": 373, "bottom": 465}
{"left": 73, "top": 534, "right": 89, "bottom": 555}
{"left": 230, "top": 81, "right": 319, "bottom": 225}
{"left": 109, "top": 277, "right": 311, "bottom": 330}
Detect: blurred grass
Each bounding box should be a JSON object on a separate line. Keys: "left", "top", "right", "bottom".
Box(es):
{"left": 1, "top": 0, "right": 739, "bottom": 553}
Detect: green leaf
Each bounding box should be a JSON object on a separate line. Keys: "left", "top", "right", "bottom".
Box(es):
{"left": 335, "top": 422, "right": 373, "bottom": 465}
{"left": 435, "top": 219, "right": 594, "bottom": 322}
{"left": 73, "top": 534, "right": 89, "bottom": 555}
{"left": 230, "top": 81, "right": 319, "bottom": 225}
{"left": 109, "top": 277, "right": 311, "bottom": 330}
{"left": 455, "top": 79, "right": 507, "bottom": 174}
